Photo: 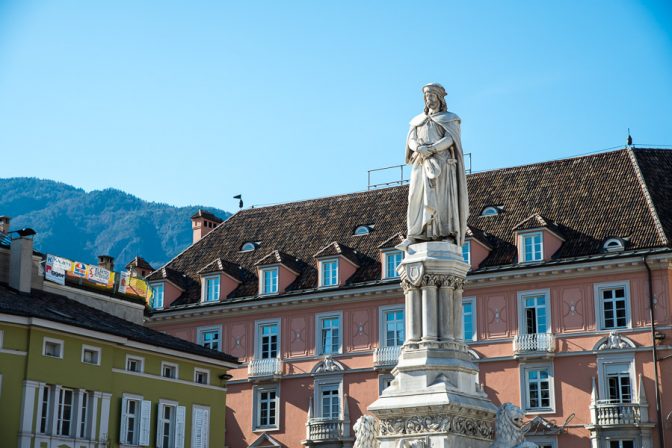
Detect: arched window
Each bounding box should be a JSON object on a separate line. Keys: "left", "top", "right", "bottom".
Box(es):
{"left": 353, "top": 225, "right": 372, "bottom": 236}
{"left": 603, "top": 238, "right": 625, "bottom": 253}
{"left": 480, "top": 206, "right": 500, "bottom": 217}
{"left": 241, "top": 242, "right": 258, "bottom": 252}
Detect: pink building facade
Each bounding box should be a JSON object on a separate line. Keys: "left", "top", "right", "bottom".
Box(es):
{"left": 146, "top": 148, "right": 672, "bottom": 448}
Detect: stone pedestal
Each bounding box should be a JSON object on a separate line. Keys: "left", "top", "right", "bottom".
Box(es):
{"left": 368, "top": 242, "right": 497, "bottom": 448}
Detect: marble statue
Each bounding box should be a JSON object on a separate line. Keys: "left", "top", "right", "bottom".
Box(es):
{"left": 398, "top": 83, "right": 469, "bottom": 250}
{"left": 490, "top": 403, "right": 539, "bottom": 448}
{"left": 599, "top": 331, "right": 628, "bottom": 350}
{"left": 354, "top": 415, "right": 380, "bottom": 448}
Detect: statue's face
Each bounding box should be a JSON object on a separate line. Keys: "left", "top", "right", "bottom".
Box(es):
{"left": 424, "top": 91, "right": 440, "bottom": 110}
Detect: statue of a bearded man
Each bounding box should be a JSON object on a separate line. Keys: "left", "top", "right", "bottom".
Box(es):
{"left": 397, "top": 83, "right": 469, "bottom": 250}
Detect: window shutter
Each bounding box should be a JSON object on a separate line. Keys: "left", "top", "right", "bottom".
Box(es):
{"left": 119, "top": 397, "right": 129, "bottom": 444}
{"left": 139, "top": 400, "right": 152, "bottom": 446}
{"left": 156, "top": 403, "right": 165, "bottom": 448}
{"left": 201, "top": 408, "right": 210, "bottom": 447}
{"left": 176, "top": 406, "right": 186, "bottom": 448}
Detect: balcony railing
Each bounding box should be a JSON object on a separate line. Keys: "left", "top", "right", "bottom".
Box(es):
{"left": 306, "top": 418, "right": 346, "bottom": 441}
{"left": 594, "top": 400, "right": 641, "bottom": 426}
{"left": 373, "top": 345, "right": 402, "bottom": 368}
{"left": 248, "top": 357, "right": 283, "bottom": 379}
{"left": 513, "top": 333, "right": 555, "bottom": 355}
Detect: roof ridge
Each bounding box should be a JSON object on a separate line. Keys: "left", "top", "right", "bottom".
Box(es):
{"left": 625, "top": 148, "right": 669, "bottom": 246}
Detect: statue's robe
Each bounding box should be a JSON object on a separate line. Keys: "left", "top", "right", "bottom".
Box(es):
{"left": 405, "top": 111, "right": 469, "bottom": 246}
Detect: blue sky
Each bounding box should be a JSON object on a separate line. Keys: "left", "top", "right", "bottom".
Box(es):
{"left": 0, "top": 1, "right": 670, "bottom": 211}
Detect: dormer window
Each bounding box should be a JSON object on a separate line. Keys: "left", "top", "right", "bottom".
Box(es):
{"left": 241, "top": 242, "right": 258, "bottom": 252}
{"left": 151, "top": 282, "right": 165, "bottom": 309}
{"left": 480, "top": 206, "right": 501, "bottom": 217}
{"left": 320, "top": 259, "right": 339, "bottom": 287}
{"left": 603, "top": 238, "right": 625, "bottom": 253}
{"left": 354, "top": 225, "right": 372, "bottom": 236}
{"left": 204, "top": 275, "right": 220, "bottom": 302}
{"left": 261, "top": 267, "right": 279, "bottom": 295}
{"left": 521, "top": 232, "right": 543, "bottom": 262}
{"left": 384, "top": 250, "right": 403, "bottom": 279}
{"left": 462, "top": 240, "right": 471, "bottom": 265}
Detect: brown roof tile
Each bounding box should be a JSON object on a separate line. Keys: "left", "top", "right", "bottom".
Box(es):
{"left": 153, "top": 148, "right": 672, "bottom": 307}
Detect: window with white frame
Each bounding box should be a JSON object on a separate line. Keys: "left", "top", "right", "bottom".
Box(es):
{"left": 609, "top": 441, "right": 634, "bottom": 448}
{"left": 126, "top": 355, "right": 144, "bottom": 373}
{"left": 597, "top": 355, "right": 635, "bottom": 405}
{"left": 120, "top": 395, "right": 151, "bottom": 446}
{"left": 261, "top": 267, "right": 279, "bottom": 295}
{"left": 319, "top": 383, "right": 340, "bottom": 419}
{"left": 253, "top": 385, "right": 279, "bottom": 430}
{"left": 151, "top": 282, "right": 165, "bottom": 309}
{"left": 381, "top": 307, "right": 404, "bottom": 347}
{"left": 194, "top": 368, "right": 210, "bottom": 385}
{"left": 43, "top": 337, "right": 64, "bottom": 358}
{"left": 463, "top": 298, "right": 476, "bottom": 341}
{"left": 197, "top": 326, "right": 221, "bottom": 351}
{"left": 78, "top": 390, "right": 90, "bottom": 439}
{"left": 384, "top": 251, "right": 403, "bottom": 279}
{"left": 257, "top": 320, "right": 280, "bottom": 359}
{"left": 521, "top": 364, "right": 554, "bottom": 412}
{"left": 81, "top": 345, "right": 101, "bottom": 365}
{"left": 56, "top": 387, "right": 74, "bottom": 436}
{"left": 156, "top": 401, "right": 185, "bottom": 448}
{"left": 204, "top": 275, "right": 220, "bottom": 302}
{"left": 462, "top": 240, "right": 471, "bottom": 265}
{"left": 521, "top": 232, "right": 543, "bottom": 262}
{"left": 38, "top": 385, "right": 51, "bottom": 433}
{"left": 161, "top": 362, "right": 178, "bottom": 379}
{"left": 518, "top": 290, "right": 551, "bottom": 335}
{"left": 320, "top": 259, "right": 339, "bottom": 287}
{"left": 317, "top": 313, "right": 341, "bottom": 355}
{"left": 191, "top": 405, "right": 210, "bottom": 448}
{"left": 595, "top": 282, "right": 631, "bottom": 330}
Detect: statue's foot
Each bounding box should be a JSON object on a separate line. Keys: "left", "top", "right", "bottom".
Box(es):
{"left": 395, "top": 238, "right": 416, "bottom": 252}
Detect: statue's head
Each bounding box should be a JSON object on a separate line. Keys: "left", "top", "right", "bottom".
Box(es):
{"left": 423, "top": 83, "right": 447, "bottom": 114}
{"left": 495, "top": 402, "right": 528, "bottom": 443}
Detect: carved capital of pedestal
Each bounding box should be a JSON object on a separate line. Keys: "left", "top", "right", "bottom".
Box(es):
{"left": 378, "top": 412, "right": 494, "bottom": 441}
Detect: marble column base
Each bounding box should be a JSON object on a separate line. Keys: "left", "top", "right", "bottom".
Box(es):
{"left": 367, "top": 242, "right": 497, "bottom": 448}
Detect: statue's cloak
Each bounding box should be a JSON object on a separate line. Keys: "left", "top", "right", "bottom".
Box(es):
{"left": 405, "top": 111, "right": 469, "bottom": 246}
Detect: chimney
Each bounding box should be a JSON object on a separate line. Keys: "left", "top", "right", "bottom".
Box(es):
{"left": 0, "top": 216, "right": 10, "bottom": 234}
{"left": 191, "top": 209, "right": 223, "bottom": 244}
{"left": 98, "top": 255, "right": 114, "bottom": 271}
{"left": 9, "top": 229, "right": 36, "bottom": 293}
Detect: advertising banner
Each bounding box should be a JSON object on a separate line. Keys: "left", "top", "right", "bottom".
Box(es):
{"left": 46, "top": 254, "right": 72, "bottom": 272}
{"left": 119, "top": 271, "right": 152, "bottom": 302}
{"left": 87, "top": 265, "right": 112, "bottom": 285}
{"left": 44, "top": 264, "right": 66, "bottom": 285}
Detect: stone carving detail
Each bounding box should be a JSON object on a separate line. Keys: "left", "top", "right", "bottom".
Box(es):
{"left": 397, "top": 437, "right": 429, "bottom": 448}
{"left": 597, "top": 331, "right": 629, "bottom": 350}
{"left": 400, "top": 279, "right": 414, "bottom": 293}
{"left": 312, "top": 355, "right": 345, "bottom": 374}
{"left": 379, "top": 414, "right": 494, "bottom": 440}
{"left": 354, "top": 415, "right": 380, "bottom": 448}
{"left": 490, "top": 403, "right": 538, "bottom": 448}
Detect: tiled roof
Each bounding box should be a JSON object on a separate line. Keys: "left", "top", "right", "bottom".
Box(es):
{"left": 125, "top": 256, "right": 154, "bottom": 271}
{"left": 466, "top": 226, "right": 493, "bottom": 250}
{"left": 313, "top": 242, "right": 361, "bottom": 266}
{"left": 255, "top": 250, "right": 305, "bottom": 274}
{"left": 512, "top": 213, "right": 564, "bottom": 238}
{"left": 191, "top": 209, "right": 224, "bottom": 223}
{"left": 150, "top": 148, "right": 672, "bottom": 307}
{"left": 0, "top": 283, "right": 238, "bottom": 364}
{"left": 198, "top": 257, "right": 244, "bottom": 281}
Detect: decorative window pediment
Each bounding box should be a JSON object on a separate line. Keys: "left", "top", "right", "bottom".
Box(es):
{"left": 248, "top": 433, "right": 282, "bottom": 448}
{"left": 311, "top": 356, "right": 346, "bottom": 375}
{"left": 594, "top": 332, "right": 636, "bottom": 351}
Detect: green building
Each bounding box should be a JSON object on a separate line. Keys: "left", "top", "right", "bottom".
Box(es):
{"left": 0, "top": 231, "right": 239, "bottom": 448}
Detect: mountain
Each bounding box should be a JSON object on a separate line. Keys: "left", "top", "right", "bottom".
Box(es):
{"left": 0, "top": 178, "right": 231, "bottom": 269}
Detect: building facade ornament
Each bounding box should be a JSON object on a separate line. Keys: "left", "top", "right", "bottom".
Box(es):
{"left": 311, "top": 355, "right": 345, "bottom": 374}
{"left": 378, "top": 414, "right": 494, "bottom": 440}
{"left": 597, "top": 331, "right": 632, "bottom": 350}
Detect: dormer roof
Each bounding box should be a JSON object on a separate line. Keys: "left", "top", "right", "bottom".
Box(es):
{"left": 313, "top": 242, "right": 360, "bottom": 267}
{"left": 147, "top": 267, "right": 186, "bottom": 290}
{"left": 255, "top": 250, "right": 303, "bottom": 274}
{"left": 512, "top": 213, "right": 565, "bottom": 240}
{"left": 198, "top": 258, "right": 243, "bottom": 281}
{"left": 465, "top": 226, "right": 493, "bottom": 250}
{"left": 125, "top": 256, "right": 154, "bottom": 271}
{"left": 378, "top": 233, "right": 405, "bottom": 250}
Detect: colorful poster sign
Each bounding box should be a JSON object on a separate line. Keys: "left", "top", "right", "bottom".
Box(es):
{"left": 44, "top": 264, "right": 66, "bottom": 285}
{"left": 72, "top": 262, "right": 87, "bottom": 278}
{"left": 46, "top": 254, "right": 72, "bottom": 272}
{"left": 87, "top": 265, "right": 112, "bottom": 285}
{"left": 119, "top": 271, "right": 152, "bottom": 302}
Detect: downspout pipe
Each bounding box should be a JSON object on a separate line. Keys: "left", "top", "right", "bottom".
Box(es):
{"left": 644, "top": 256, "right": 665, "bottom": 448}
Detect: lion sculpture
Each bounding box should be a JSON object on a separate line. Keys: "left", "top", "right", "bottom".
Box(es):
{"left": 490, "top": 403, "right": 539, "bottom": 448}
{"left": 354, "top": 415, "right": 380, "bottom": 448}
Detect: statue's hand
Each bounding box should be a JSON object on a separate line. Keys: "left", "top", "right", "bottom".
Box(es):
{"left": 417, "top": 145, "right": 432, "bottom": 158}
